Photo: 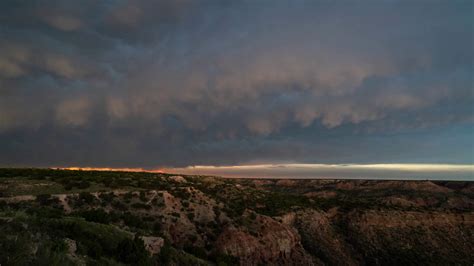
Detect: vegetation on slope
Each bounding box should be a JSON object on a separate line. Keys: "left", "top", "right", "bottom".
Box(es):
{"left": 0, "top": 168, "right": 472, "bottom": 265}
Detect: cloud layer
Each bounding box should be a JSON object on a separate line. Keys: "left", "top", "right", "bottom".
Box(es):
{"left": 0, "top": 0, "right": 473, "bottom": 168}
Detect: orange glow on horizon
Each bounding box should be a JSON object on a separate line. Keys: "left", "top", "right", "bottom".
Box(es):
{"left": 58, "top": 167, "right": 165, "bottom": 173}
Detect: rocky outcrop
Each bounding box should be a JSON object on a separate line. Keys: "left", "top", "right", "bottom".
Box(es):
{"left": 371, "top": 180, "right": 453, "bottom": 193}
{"left": 295, "top": 210, "right": 360, "bottom": 265}
{"left": 64, "top": 238, "right": 85, "bottom": 265}
{"left": 276, "top": 180, "right": 297, "bottom": 187}
{"left": 215, "top": 211, "right": 315, "bottom": 265}
{"left": 304, "top": 191, "right": 337, "bottom": 199}
{"left": 341, "top": 210, "right": 474, "bottom": 265}
{"left": 168, "top": 176, "right": 187, "bottom": 183}
{"left": 140, "top": 236, "right": 164, "bottom": 255}
{"left": 289, "top": 208, "right": 474, "bottom": 265}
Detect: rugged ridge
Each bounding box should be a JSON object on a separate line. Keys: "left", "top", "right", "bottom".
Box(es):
{"left": 0, "top": 168, "right": 472, "bottom": 265}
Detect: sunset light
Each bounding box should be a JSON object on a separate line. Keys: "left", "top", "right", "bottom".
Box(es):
{"left": 1, "top": 1, "right": 473, "bottom": 264}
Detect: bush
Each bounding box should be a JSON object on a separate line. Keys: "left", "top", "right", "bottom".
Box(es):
{"left": 77, "top": 209, "right": 110, "bottom": 224}
{"left": 249, "top": 212, "right": 257, "bottom": 220}
{"left": 139, "top": 191, "right": 147, "bottom": 202}
{"left": 122, "top": 212, "right": 145, "bottom": 228}
{"left": 111, "top": 200, "right": 127, "bottom": 211}
{"left": 78, "top": 181, "right": 91, "bottom": 189}
{"left": 187, "top": 212, "right": 195, "bottom": 220}
{"left": 102, "top": 177, "right": 113, "bottom": 187}
{"left": 41, "top": 217, "right": 131, "bottom": 260}
{"left": 188, "top": 234, "right": 198, "bottom": 243}
{"left": 0, "top": 233, "right": 33, "bottom": 265}
{"left": 131, "top": 202, "right": 151, "bottom": 210}
{"left": 99, "top": 192, "right": 115, "bottom": 203}
{"left": 184, "top": 245, "right": 207, "bottom": 259}
{"left": 116, "top": 236, "right": 150, "bottom": 265}
{"left": 153, "top": 222, "right": 162, "bottom": 233}
{"left": 28, "top": 207, "right": 63, "bottom": 219}
{"left": 124, "top": 192, "right": 134, "bottom": 200}
{"left": 78, "top": 192, "right": 95, "bottom": 205}
{"left": 213, "top": 206, "right": 221, "bottom": 217}
{"left": 158, "top": 240, "right": 172, "bottom": 264}
{"left": 36, "top": 194, "right": 52, "bottom": 205}
{"left": 213, "top": 253, "right": 239, "bottom": 266}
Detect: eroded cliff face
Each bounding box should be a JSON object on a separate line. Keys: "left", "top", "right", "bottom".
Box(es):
{"left": 341, "top": 210, "right": 474, "bottom": 265}
{"left": 209, "top": 179, "right": 474, "bottom": 265}
{"left": 215, "top": 210, "right": 315, "bottom": 266}
{"left": 212, "top": 207, "right": 474, "bottom": 266}
{"left": 210, "top": 202, "right": 474, "bottom": 266}
{"left": 293, "top": 209, "right": 360, "bottom": 266}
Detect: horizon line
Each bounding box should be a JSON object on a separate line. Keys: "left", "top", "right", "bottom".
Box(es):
{"left": 1, "top": 164, "right": 472, "bottom": 180}
{"left": 51, "top": 163, "right": 474, "bottom": 172}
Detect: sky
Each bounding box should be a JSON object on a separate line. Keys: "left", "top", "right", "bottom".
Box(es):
{"left": 0, "top": 1, "right": 473, "bottom": 179}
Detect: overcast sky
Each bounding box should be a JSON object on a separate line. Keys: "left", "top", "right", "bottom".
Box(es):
{"left": 0, "top": 1, "right": 473, "bottom": 178}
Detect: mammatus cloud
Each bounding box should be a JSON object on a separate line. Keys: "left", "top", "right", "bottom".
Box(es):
{"left": 39, "top": 14, "right": 84, "bottom": 32}
{"left": 56, "top": 97, "right": 93, "bottom": 127}
{"left": 0, "top": 1, "right": 473, "bottom": 170}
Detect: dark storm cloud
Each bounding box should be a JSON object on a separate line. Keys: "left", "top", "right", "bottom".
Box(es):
{"left": 0, "top": 0, "right": 473, "bottom": 168}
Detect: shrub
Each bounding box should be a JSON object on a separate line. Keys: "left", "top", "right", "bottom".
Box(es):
{"left": 42, "top": 217, "right": 131, "bottom": 261}
{"left": 213, "top": 206, "right": 221, "bottom": 217}
{"left": 122, "top": 212, "right": 145, "bottom": 228}
{"left": 78, "top": 192, "right": 95, "bottom": 205}
{"left": 111, "top": 200, "right": 127, "bottom": 211}
{"left": 99, "top": 192, "right": 115, "bottom": 203}
{"left": 188, "top": 235, "right": 198, "bottom": 243}
{"left": 77, "top": 209, "right": 110, "bottom": 224}
{"left": 187, "top": 212, "right": 195, "bottom": 220}
{"left": 102, "top": 177, "right": 113, "bottom": 187}
{"left": 124, "top": 192, "right": 134, "bottom": 200}
{"left": 141, "top": 216, "right": 154, "bottom": 222}
{"left": 78, "top": 181, "right": 91, "bottom": 189}
{"left": 213, "top": 253, "right": 239, "bottom": 266}
{"left": 249, "top": 212, "right": 257, "bottom": 220}
{"left": 131, "top": 202, "right": 151, "bottom": 210}
{"left": 184, "top": 245, "right": 207, "bottom": 259}
{"left": 116, "top": 236, "right": 150, "bottom": 265}
{"left": 0, "top": 232, "right": 33, "bottom": 265}
{"left": 139, "top": 191, "right": 147, "bottom": 202}
{"left": 153, "top": 222, "right": 162, "bottom": 233}
{"left": 36, "top": 194, "right": 52, "bottom": 205}
{"left": 157, "top": 240, "right": 172, "bottom": 264}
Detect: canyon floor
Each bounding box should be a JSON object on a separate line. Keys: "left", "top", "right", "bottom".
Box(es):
{"left": 0, "top": 168, "right": 472, "bottom": 265}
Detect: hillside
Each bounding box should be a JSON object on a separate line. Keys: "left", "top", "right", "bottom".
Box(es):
{"left": 0, "top": 168, "right": 472, "bottom": 265}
